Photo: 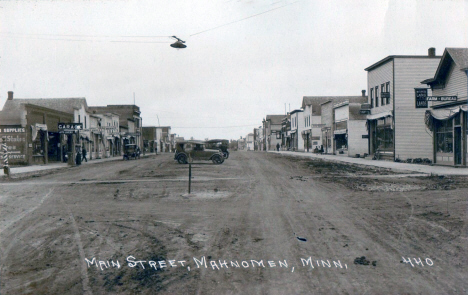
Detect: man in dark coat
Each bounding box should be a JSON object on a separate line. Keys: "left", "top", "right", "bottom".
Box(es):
{"left": 82, "top": 147, "right": 88, "bottom": 162}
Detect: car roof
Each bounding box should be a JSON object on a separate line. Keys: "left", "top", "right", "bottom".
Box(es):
{"left": 177, "top": 140, "right": 205, "bottom": 145}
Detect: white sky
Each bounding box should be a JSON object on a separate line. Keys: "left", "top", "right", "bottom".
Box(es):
{"left": 1, "top": 0, "right": 467, "bottom": 140}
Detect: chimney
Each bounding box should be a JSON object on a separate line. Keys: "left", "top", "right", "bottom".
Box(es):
{"left": 7, "top": 91, "right": 13, "bottom": 100}
{"left": 428, "top": 47, "right": 436, "bottom": 57}
{"left": 362, "top": 89, "right": 366, "bottom": 97}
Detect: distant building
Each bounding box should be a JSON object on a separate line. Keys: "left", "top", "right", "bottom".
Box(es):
{"left": 290, "top": 109, "right": 304, "bottom": 151}
{"left": 302, "top": 93, "right": 367, "bottom": 153}
{"left": 88, "top": 104, "right": 143, "bottom": 149}
{"left": 246, "top": 133, "right": 254, "bottom": 151}
{"left": 263, "top": 115, "right": 283, "bottom": 151}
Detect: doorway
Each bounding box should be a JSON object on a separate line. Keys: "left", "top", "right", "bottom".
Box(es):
{"left": 454, "top": 126, "right": 462, "bottom": 165}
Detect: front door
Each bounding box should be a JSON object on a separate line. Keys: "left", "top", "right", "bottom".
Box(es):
{"left": 454, "top": 127, "right": 462, "bottom": 165}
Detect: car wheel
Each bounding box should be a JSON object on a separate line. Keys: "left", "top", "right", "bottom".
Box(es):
{"left": 223, "top": 152, "right": 229, "bottom": 159}
{"left": 212, "top": 155, "right": 223, "bottom": 164}
{"left": 177, "top": 154, "right": 188, "bottom": 164}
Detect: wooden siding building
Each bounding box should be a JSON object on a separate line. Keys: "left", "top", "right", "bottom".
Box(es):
{"left": 365, "top": 48, "right": 441, "bottom": 161}
{"left": 423, "top": 48, "right": 468, "bottom": 166}
{"left": 333, "top": 102, "right": 368, "bottom": 157}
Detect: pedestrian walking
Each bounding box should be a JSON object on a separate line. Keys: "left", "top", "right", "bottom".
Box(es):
{"left": 82, "top": 147, "right": 88, "bottom": 162}
{"left": 276, "top": 143, "right": 280, "bottom": 151}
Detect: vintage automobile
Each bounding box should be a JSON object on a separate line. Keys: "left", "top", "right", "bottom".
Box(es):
{"left": 123, "top": 144, "right": 141, "bottom": 160}
{"left": 174, "top": 140, "right": 224, "bottom": 164}
{"left": 205, "top": 139, "right": 230, "bottom": 159}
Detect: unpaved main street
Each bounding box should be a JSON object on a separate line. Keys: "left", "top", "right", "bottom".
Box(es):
{"left": 1, "top": 152, "right": 467, "bottom": 294}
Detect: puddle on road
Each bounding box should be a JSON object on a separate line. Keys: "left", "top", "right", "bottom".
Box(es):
{"left": 181, "top": 191, "right": 232, "bottom": 199}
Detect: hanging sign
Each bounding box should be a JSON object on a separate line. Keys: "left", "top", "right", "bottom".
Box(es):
{"left": 58, "top": 123, "right": 83, "bottom": 134}
{"left": 415, "top": 88, "right": 428, "bottom": 108}
{"left": 426, "top": 96, "right": 457, "bottom": 101}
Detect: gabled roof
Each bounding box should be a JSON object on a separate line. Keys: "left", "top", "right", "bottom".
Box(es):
{"left": 421, "top": 48, "right": 468, "bottom": 85}
{"left": 302, "top": 96, "right": 367, "bottom": 115}
{"left": 2, "top": 97, "right": 87, "bottom": 114}
{"left": 265, "top": 114, "right": 284, "bottom": 124}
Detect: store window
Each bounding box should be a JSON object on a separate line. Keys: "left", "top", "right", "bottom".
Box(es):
{"left": 436, "top": 119, "right": 453, "bottom": 153}
{"left": 381, "top": 84, "right": 385, "bottom": 106}
{"left": 370, "top": 88, "right": 374, "bottom": 108}
{"left": 375, "top": 86, "right": 379, "bottom": 107}
{"left": 386, "top": 82, "right": 391, "bottom": 104}
{"left": 376, "top": 117, "right": 393, "bottom": 151}
{"left": 335, "top": 134, "right": 347, "bottom": 150}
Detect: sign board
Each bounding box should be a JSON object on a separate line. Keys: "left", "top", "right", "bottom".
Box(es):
{"left": 415, "top": 88, "right": 428, "bottom": 109}
{"left": 58, "top": 123, "right": 83, "bottom": 134}
{"left": 0, "top": 126, "right": 27, "bottom": 161}
{"left": 381, "top": 92, "right": 390, "bottom": 99}
{"left": 426, "top": 96, "right": 457, "bottom": 101}
{"left": 311, "top": 124, "right": 326, "bottom": 128}
{"left": 359, "top": 110, "right": 371, "bottom": 114}
{"left": 310, "top": 136, "right": 320, "bottom": 140}
{"left": 362, "top": 134, "right": 369, "bottom": 139}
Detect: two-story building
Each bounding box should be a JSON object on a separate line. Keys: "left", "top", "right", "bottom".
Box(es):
{"left": 290, "top": 109, "right": 304, "bottom": 151}
{"left": 365, "top": 48, "right": 441, "bottom": 161}
{"left": 302, "top": 92, "right": 367, "bottom": 153}
{"left": 262, "top": 115, "right": 283, "bottom": 151}
{"left": 333, "top": 101, "right": 368, "bottom": 157}
{"left": 423, "top": 48, "right": 468, "bottom": 166}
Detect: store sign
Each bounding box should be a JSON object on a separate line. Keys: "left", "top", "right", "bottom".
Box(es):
{"left": 359, "top": 110, "right": 371, "bottom": 114}
{"left": 362, "top": 134, "right": 369, "bottom": 139}
{"left": 415, "top": 88, "right": 428, "bottom": 109}
{"left": 58, "top": 123, "right": 83, "bottom": 134}
{"left": 381, "top": 92, "right": 390, "bottom": 99}
{"left": 0, "top": 126, "right": 27, "bottom": 160}
{"left": 311, "top": 124, "right": 326, "bottom": 128}
{"left": 426, "top": 96, "right": 457, "bottom": 101}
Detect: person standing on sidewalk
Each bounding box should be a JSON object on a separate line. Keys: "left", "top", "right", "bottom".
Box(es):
{"left": 276, "top": 143, "right": 280, "bottom": 151}
{"left": 82, "top": 147, "right": 88, "bottom": 162}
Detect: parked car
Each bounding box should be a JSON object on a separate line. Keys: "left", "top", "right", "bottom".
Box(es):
{"left": 205, "top": 139, "right": 230, "bottom": 158}
{"left": 174, "top": 140, "right": 224, "bottom": 164}
{"left": 123, "top": 144, "right": 140, "bottom": 160}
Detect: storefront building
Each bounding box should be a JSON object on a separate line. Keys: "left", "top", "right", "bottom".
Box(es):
{"left": 365, "top": 48, "right": 441, "bottom": 161}
{"left": 423, "top": 48, "right": 468, "bottom": 166}
{"left": 333, "top": 102, "right": 368, "bottom": 157}
{"left": 263, "top": 115, "right": 283, "bottom": 151}
{"left": 301, "top": 93, "right": 367, "bottom": 153}
{"left": 290, "top": 109, "right": 304, "bottom": 151}
{"left": 0, "top": 92, "right": 74, "bottom": 165}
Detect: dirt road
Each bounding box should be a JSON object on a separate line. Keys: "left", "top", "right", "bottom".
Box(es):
{"left": 1, "top": 152, "right": 467, "bottom": 294}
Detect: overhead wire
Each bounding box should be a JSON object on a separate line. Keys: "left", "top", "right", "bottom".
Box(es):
{"left": 189, "top": 0, "right": 300, "bottom": 37}
{"left": 0, "top": 1, "right": 300, "bottom": 43}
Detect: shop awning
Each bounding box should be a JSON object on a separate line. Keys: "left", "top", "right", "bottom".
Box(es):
{"left": 425, "top": 105, "right": 468, "bottom": 131}
{"left": 366, "top": 111, "right": 393, "bottom": 120}
{"left": 334, "top": 129, "right": 347, "bottom": 135}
